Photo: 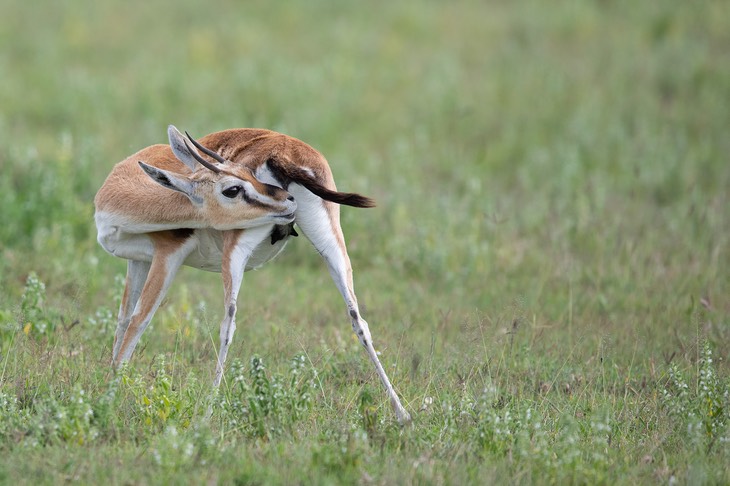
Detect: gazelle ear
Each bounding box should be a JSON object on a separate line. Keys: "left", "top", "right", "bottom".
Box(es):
{"left": 168, "top": 125, "right": 203, "bottom": 172}
{"left": 138, "top": 161, "right": 203, "bottom": 205}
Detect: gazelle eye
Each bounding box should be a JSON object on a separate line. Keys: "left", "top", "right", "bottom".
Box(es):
{"left": 222, "top": 186, "right": 242, "bottom": 198}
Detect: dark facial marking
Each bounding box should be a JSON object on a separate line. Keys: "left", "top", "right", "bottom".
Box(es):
{"left": 241, "top": 190, "right": 275, "bottom": 209}
{"left": 263, "top": 182, "right": 283, "bottom": 197}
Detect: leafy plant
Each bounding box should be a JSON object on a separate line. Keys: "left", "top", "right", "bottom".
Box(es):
{"left": 149, "top": 424, "right": 216, "bottom": 470}
{"left": 662, "top": 341, "right": 729, "bottom": 451}
{"left": 120, "top": 356, "right": 193, "bottom": 431}
{"left": 0, "top": 386, "right": 96, "bottom": 448}
{"left": 218, "top": 354, "right": 315, "bottom": 439}
{"left": 19, "top": 272, "right": 56, "bottom": 337}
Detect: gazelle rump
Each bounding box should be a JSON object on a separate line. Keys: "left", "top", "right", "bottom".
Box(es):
{"left": 94, "top": 126, "right": 411, "bottom": 423}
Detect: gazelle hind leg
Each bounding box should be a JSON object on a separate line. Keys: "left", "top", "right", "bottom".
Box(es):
{"left": 114, "top": 232, "right": 196, "bottom": 366}
{"left": 112, "top": 260, "right": 151, "bottom": 363}
{"left": 213, "top": 225, "right": 272, "bottom": 387}
{"left": 293, "top": 194, "right": 411, "bottom": 423}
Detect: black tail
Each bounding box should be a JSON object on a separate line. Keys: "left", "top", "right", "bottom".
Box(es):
{"left": 268, "top": 159, "right": 376, "bottom": 208}
{"left": 297, "top": 177, "right": 376, "bottom": 208}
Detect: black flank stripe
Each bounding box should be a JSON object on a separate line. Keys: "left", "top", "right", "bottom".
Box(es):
{"left": 171, "top": 228, "right": 195, "bottom": 240}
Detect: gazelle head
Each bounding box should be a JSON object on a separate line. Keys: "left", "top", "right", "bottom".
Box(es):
{"left": 138, "top": 126, "right": 297, "bottom": 230}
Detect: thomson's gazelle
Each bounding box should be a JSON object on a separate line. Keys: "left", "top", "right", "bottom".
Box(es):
{"left": 94, "top": 126, "right": 410, "bottom": 423}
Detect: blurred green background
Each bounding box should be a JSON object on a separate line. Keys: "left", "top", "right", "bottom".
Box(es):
{"left": 0, "top": 0, "right": 728, "bottom": 482}
{"left": 2, "top": 0, "right": 727, "bottom": 348}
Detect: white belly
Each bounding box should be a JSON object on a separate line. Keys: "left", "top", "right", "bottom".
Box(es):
{"left": 96, "top": 222, "right": 292, "bottom": 273}
{"left": 185, "top": 228, "right": 291, "bottom": 271}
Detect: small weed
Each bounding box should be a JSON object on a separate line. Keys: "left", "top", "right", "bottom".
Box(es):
{"left": 19, "top": 272, "right": 56, "bottom": 337}
{"left": 150, "top": 424, "right": 216, "bottom": 470}
{"left": 311, "top": 427, "right": 369, "bottom": 477}
{"left": 86, "top": 273, "right": 125, "bottom": 338}
{"left": 120, "top": 356, "right": 193, "bottom": 431}
{"left": 662, "top": 341, "right": 729, "bottom": 451}
{"left": 87, "top": 306, "right": 115, "bottom": 336}
{"left": 0, "top": 385, "right": 96, "bottom": 448}
{"left": 358, "top": 387, "right": 378, "bottom": 438}
{"left": 217, "top": 354, "right": 315, "bottom": 439}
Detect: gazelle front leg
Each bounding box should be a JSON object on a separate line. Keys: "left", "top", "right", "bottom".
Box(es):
{"left": 114, "top": 232, "right": 197, "bottom": 366}
{"left": 293, "top": 194, "right": 411, "bottom": 423}
{"left": 213, "top": 225, "right": 272, "bottom": 387}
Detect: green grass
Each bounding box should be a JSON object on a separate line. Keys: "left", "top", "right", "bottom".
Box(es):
{"left": 1, "top": 0, "right": 729, "bottom": 483}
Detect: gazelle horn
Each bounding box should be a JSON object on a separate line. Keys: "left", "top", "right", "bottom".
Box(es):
{"left": 182, "top": 137, "right": 222, "bottom": 174}
{"left": 186, "top": 131, "right": 228, "bottom": 164}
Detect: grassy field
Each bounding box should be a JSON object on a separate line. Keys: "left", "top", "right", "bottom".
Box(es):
{"left": 1, "top": 0, "right": 729, "bottom": 483}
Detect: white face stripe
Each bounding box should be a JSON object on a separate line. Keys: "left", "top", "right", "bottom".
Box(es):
{"left": 240, "top": 180, "right": 279, "bottom": 207}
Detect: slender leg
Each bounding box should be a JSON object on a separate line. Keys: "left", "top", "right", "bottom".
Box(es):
{"left": 114, "top": 232, "right": 196, "bottom": 367}
{"left": 112, "top": 259, "right": 151, "bottom": 363}
{"left": 213, "top": 225, "right": 272, "bottom": 387}
{"left": 294, "top": 197, "right": 411, "bottom": 423}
